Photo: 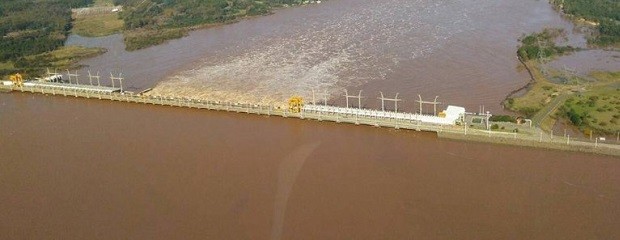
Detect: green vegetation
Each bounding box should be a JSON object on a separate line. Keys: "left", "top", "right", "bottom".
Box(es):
{"left": 0, "top": 0, "right": 100, "bottom": 78}
{"left": 113, "top": 0, "right": 317, "bottom": 50}
{"left": 561, "top": 85, "right": 620, "bottom": 133}
{"left": 507, "top": 57, "right": 619, "bottom": 134}
{"left": 551, "top": 0, "right": 620, "bottom": 47}
{"left": 72, "top": 0, "right": 124, "bottom": 37}
{"left": 507, "top": 29, "right": 581, "bottom": 119}
{"left": 517, "top": 28, "right": 576, "bottom": 61}
{"left": 504, "top": 61, "right": 566, "bottom": 118}
{"left": 489, "top": 115, "right": 517, "bottom": 123}
{"left": 73, "top": 13, "right": 124, "bottom": 37}
{"left": 123, "top": 28, "right": 187, "bottom": 51}
{"left": 6, "top": 46, "right": 106, "bottom": 77}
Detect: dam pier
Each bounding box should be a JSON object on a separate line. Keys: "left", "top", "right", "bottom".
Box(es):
{"left": 1, "top": 78, "right": 619, "bottom": 156}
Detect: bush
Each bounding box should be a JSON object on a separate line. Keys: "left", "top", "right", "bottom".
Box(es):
{"left": 566, "top": 108, "right": 583, "bottom": 126}
{"left": 491, "top": 124, "right": 500, "bottom": 130}
{"left": 489, "top": 115, "right": 517, "bottom": 123}
{"left": 519, "top": 107, "right": 540, "bottom": 118}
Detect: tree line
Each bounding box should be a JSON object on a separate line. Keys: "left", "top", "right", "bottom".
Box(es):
{"left": 112, "top": 0, "right": 310, "bottom": 50}
{"left": 554, "top": 0, "right": 620, "bottom": 46}
{"left": 0, "top": 0, "right": 94, "bottom": 62}
{"left": 0, "top": 0, "right": 96, "bottom": 77}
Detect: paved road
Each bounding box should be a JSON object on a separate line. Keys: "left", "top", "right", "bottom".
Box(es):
{"left": 531, "top": 94, "right": 570, "bottom": 128}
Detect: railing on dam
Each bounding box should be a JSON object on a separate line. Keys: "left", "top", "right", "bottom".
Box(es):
{"left": 1, "top": 83, "right": 619, "bottom": 156}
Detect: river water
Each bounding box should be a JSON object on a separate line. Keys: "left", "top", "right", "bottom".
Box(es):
{"left": 2, "top": 0, "right": 619, "bottom": 239}
{"left": 66, "top": 0, "right": 584, "bottom": 112}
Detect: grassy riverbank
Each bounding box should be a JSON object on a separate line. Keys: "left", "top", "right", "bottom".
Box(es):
{"left": 72, "top": 0, "right": 124, "bottom": 37}
{"left": 506, "top": 59, "right": 619, "bottom": 134}
{"left": 506, "top": 27, "right": 619, "bottom": 135}
{"left": 0, "top": 46, "right": 107, "bottom": 78}
{"left": 73, "top": 12, "right": 124, "bottom": 37}
{"left": 0, "top": 0, "right": 108, "bottom": 79}
{"left": 506, "top": 29, "right": 577, "bottom": 119}
{"left": 114, "top": 0, "right": 326, "bottom": 50}
{"left": 550, "top": 0, "right": 620, "bottom": 47}
{"left": 560, "top": 72, "right": 620, "bottom": 134}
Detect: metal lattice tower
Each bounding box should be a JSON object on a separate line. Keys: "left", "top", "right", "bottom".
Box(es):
{"left": 537, "top": 39, "right": 550, "bottom": 75}
{"left": 46, "top": 68, "right": 59, "bottom": 78}
{"left": 311, "top": 89, "right": 329, "bottom": 106}
{"left": 416, "top": 95, "right": 441, "bottom": 115}
{"left": 344, "top": 90, "right": 363, "bottom": 109}
{"left": 110, "top": 72, "right": 124, "bottom": 92}
{"left": 66, "top": 69, "right": 79, "bottom": 85}
{"left": 88, "top": 70, "right": 101, "bottom": 86}
{"left": 378, "top": 92, "right": 402, "bottom": 112}
{"left": 562, "top": 65, "right": 576, "bottom": 83}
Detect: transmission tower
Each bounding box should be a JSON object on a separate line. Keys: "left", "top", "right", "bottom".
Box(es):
{"left": 110, "top": 72, "right": 124, "bottom": 92}
{"left": 537, "top": 38, "right": 550, "bottom": 75}
{"left": 311, "top": 89, "right": 329, "bottom": 106}
{"left": 416, "top": 95, "right": 441, "bottom": 115}
{"left": 66, "top": 69, "right": 79, "bottom": 85}
{"left": 344, "top": 89, "right": 363, "bottom": 109}
{"left": 89, "top": 70, "right": 101, "bottom": 86}
{"left": 378, "top": 92, "right": 402, "bottom": 112}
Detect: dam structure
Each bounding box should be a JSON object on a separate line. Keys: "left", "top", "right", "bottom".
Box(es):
{"left": 2, "top": 78, "right": 619, "bottom": 157}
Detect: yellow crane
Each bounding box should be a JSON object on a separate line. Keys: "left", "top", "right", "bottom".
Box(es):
{"left": 9, "top": 73, "right": 23, "bottom": 87}
{"left": 288, "top": 96, "right": 303, "bottom": 113}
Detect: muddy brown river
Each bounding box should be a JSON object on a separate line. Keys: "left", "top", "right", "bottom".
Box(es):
{"left": 66, "top": 0, "right": 585, "bottom": 112}
{"left": 2, "top": 0, "right": 619, "bottom": 239}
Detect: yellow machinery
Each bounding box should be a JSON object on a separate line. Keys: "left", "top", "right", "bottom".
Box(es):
{"left": 288, "top": 96, "right": 303, "bottom": 113}
{"left": 9, "top": 73, "right": 23, "bottom": 87}
{"left": 438, "top": 111, "right": 447, "bottom": 118}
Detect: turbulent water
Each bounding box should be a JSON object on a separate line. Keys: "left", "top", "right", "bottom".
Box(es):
{"left": 144, "top": 0, "right": 561, "bottom": 107}
{"left": 148, "top": 0, "right": 466, "bottom": 104}
{"left": 3, "top": 1, "right": 620, "bottom": 239}
{"left": 67, "top": 0, "right": 581, "bottom": 112}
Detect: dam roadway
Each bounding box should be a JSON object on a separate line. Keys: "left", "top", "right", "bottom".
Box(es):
{"left": 1, "top": 82, "right": 619, "bottom": 157}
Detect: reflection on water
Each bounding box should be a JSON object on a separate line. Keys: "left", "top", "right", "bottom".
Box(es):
{"left": 547, "top": 50, "right": 620, "bottom": 76}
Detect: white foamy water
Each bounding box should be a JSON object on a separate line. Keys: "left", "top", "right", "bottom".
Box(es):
{"left": 148, "top": 0, "right": 474, "bottom": 104}
{"left": 70, "top": 0, "right": 578, "bottom": 111}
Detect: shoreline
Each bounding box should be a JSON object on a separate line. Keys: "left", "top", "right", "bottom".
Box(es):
{"left": 120, "top": 2, "right": 325, "bottom": 51}
{"left": 502, "top": 55, "right": 536, "bottom": 108}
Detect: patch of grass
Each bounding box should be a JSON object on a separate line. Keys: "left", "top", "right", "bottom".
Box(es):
{"left": 517, "top": 28, "right": 577, "bottom": 61}
{"left": 562, "top": 86, "right": 620, "bottom": 133}
{"left": 540, "top": 111, "right": 558, "bottom": 132}
{"left": 0, "top": 62, "right": 14, "bottom": 71}
{"left": 40, "top": 45, "right": 106, "bottom": 60}
{"left": 589, "top": 71, "right": 620, "bottom": 83}
{"left": 94, "top": 0, "right": 114, "bottom": 7}
{"left": 507, "top": 61, "right": 571, "bottom": 117}
{"left": 73, "top": 13, "right": 124, "bottom": 37}
{"left": 489, "top": 115, "right": 517, "bottom": 123}
{"left": 124, "top": 28, "right": 187, "bottom": 51}
{"left": 3, "top": 46, "right": 105, "bottom": 79}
